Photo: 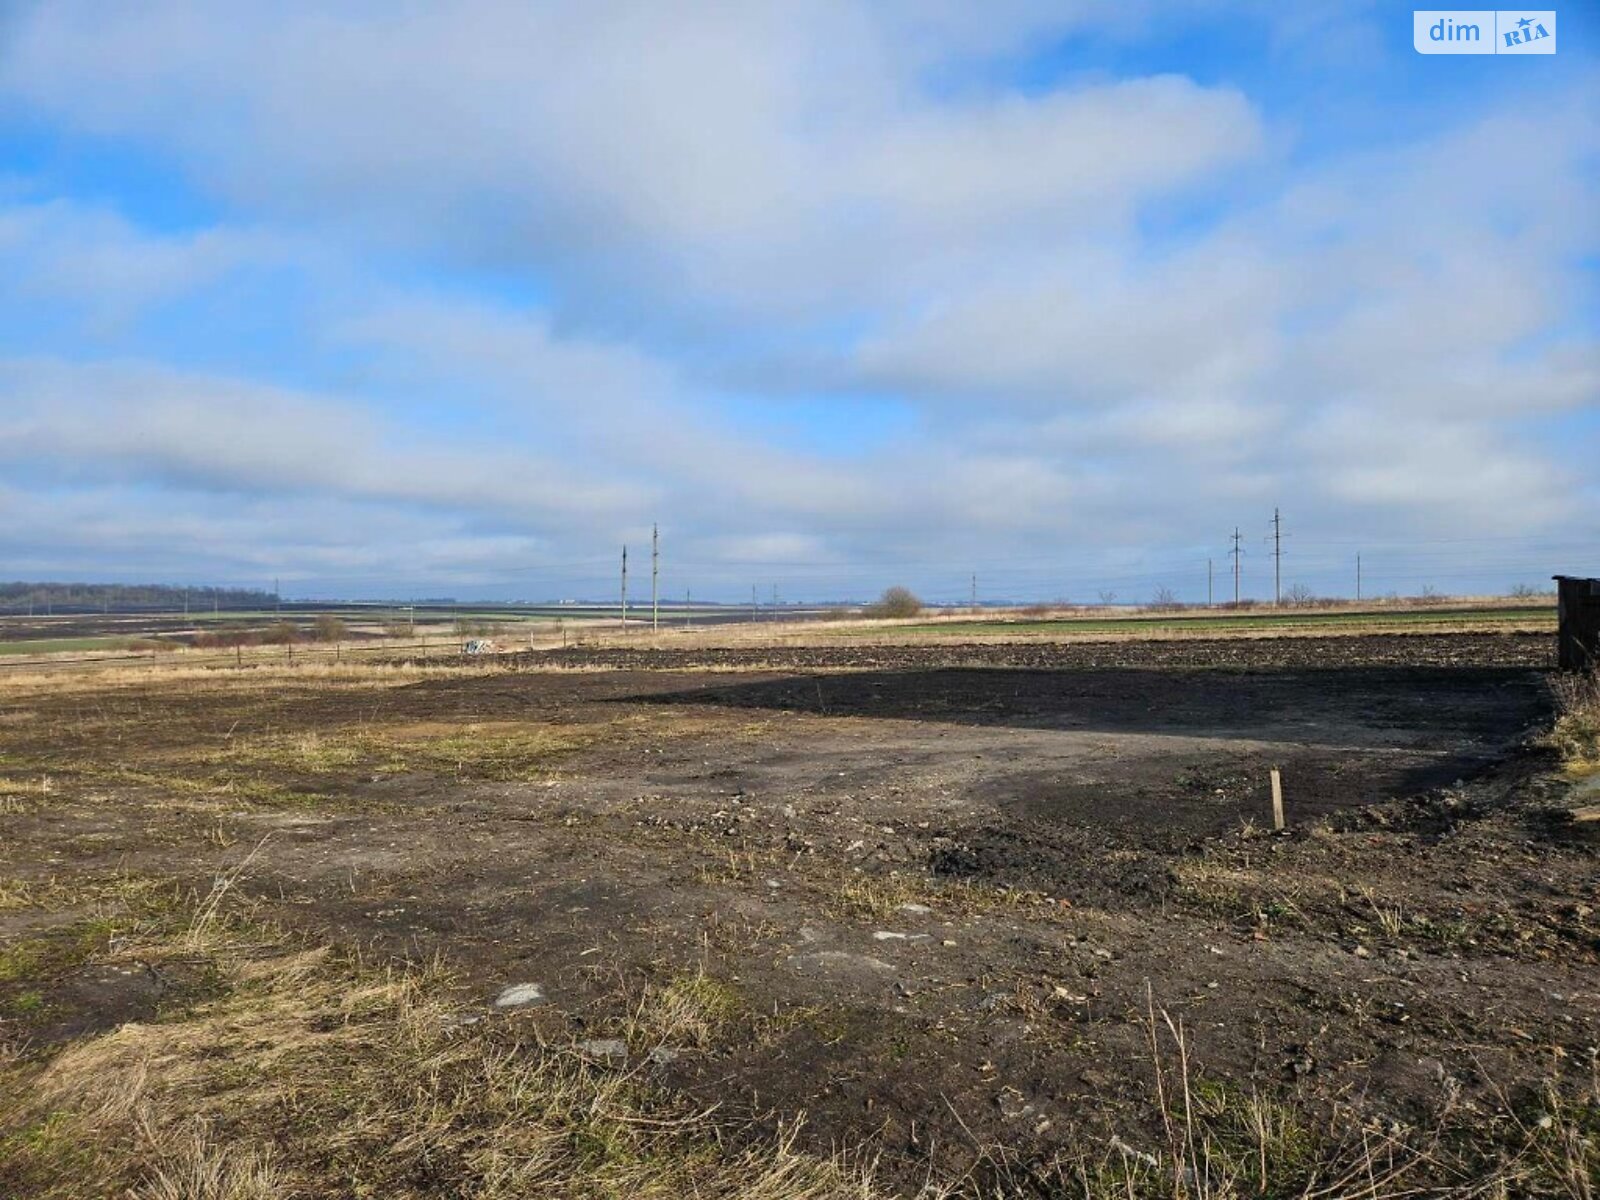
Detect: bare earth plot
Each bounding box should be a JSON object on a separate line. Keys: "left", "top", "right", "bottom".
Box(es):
{"left": 0, "top": 632, "right": 1595, "bottom": 1196}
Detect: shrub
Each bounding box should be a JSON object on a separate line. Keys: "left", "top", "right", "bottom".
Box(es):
{"left": 258, "top": 622, "right": 300, "bottom": 646}
{"left": 312, "top": 614, "right": 347, "bottom": 642}
{"left": 865, "top": 586, "right": 922, "bottom": 619}
{"left": 1150, "top": 586, "right": 1181, "bottom": 611}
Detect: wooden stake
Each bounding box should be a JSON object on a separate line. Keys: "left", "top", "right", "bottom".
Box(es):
{"left": 1270, "top": 768, "right": 1284, "bottom": 830}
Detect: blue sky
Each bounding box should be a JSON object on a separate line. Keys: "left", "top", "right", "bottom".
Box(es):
{"left": 1, "top": 1, "right": 1596, "bottom": 603}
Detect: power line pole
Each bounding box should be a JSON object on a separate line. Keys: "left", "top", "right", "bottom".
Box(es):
{"left": 770, "top": 584, "right": 778, "bottom": 620}
{"left": 650, "top": 523, "right": 659, "bottom": 633}
{"left": 274, "top": 577, "right": 280, "bottom": 616}
{"left": 750, "top": 584, "right": 757, "bottom": 622}
{"left": 1207, "top": 558, "right": 1213, "bottom": 608}
{"left": 620, "top": 545, "right": 628, "bottom": 635}
{"left": 971, "top": 573, "right": 977, "bottom": 610}
{"left": 685, "top": 588, "right": 691, "bottom": 629}
{"left": 1270, "top": 507, "right": 1283, "bottom": 607}
{"left": 1229, "top": 528, "right": 1243, "bottom": 605}
{"left": 1356, "top": 553, "right": 1362, "bottom": 603}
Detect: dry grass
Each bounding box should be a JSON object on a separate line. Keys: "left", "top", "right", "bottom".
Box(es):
{"left": 201, "top": 721, "right": 592, "bottom": 782}
{"left": 2, "top": 861, "right": 1595, "bottom": 1198}
{"left": 627, "top": 968, "right": 744, "bottom": 1050}
{"left": 0, "top": 775, "right": 53, "bottom": 815}
{"left": 1546, "top": 667, "right": 1600, "bottom": 772}
{"left": 0, "top": 905, "right": 905, "bottom": 1200}
{"left": 0, "top": 658, "right": 510, "bottom": 696}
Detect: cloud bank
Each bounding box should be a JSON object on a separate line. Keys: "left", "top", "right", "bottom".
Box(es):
{"left": 0, "top": 1, "right": 1594, "bottom": 600}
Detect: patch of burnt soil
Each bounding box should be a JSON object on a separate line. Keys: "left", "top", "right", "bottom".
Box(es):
{"left": 512, "top": 631, "right": 1551, "bottom": 673}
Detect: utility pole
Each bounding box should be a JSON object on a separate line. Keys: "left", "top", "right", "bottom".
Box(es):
{"left": 1207, "top": 558, "right": 1213, "bottom": 608}
{"left": 971, "top": 573, "right": 977, "bottom": 610}
{"left": 274, "top": 577, "right": 281, "bottom": 616}
{"left": 620, "top": 545, "right": 628, "bottom": 634}
{"left": 1270, "top": 507, "right": 1283, "bottom": 607}
{"left": 1356, "top": 554, "right": 1362, "bottom": 603}
{"left": 685, "top": 588, "right": 691, "bottom": 629}
{"left": 650, "top": 523, "right": 659, "bottom": 633}
{"left": 750, "top": 584, "right": 757, "bottom": 622}
{"left": 1229, "top": 527, "right": 1244, "bottom": 605}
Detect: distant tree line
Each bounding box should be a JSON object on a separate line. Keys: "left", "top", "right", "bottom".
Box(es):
{"left": 0, "top": 582, "right": 276, "bottom": 613}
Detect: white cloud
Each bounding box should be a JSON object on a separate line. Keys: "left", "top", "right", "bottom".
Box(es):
{"left": 0, "top": 2, "right": 1264, "bottom": 318}
{"left": 0, "top": 3, "right": 1593, "bottom": 597}
{"left": 0, "top": 198, "right": 274, "bottom": 325}
{"left": 0, "top": 357, "right": 649, "bottom": 525}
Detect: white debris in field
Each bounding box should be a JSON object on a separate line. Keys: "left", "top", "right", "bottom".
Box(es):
{"left": 493, "top": 982, "right": 545, "bottom": 1009}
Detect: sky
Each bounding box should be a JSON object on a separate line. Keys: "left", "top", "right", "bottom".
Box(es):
{"left": 1, "top": 1, "right": 1596, "bottom": 604}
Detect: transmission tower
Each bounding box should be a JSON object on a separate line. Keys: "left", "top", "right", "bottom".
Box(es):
{"left": 1229, "top": 528, "right": 1244, "bottom": 605}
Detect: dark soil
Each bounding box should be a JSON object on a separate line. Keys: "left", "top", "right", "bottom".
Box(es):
{"left": 0, "top": 629, "right": 1593, "bottom": 1192}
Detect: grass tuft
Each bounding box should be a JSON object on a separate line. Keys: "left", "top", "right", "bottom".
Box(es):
{"left": 1546, "top": 667, "right": 1600, "bottom": 771}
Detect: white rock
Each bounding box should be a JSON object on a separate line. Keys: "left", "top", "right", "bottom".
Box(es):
{"left": 493, "top": 982, "right": 546, "bottom": 1009}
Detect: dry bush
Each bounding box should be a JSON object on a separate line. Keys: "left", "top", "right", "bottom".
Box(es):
{"left": 1149, "top": 586, "right": 1182, "bottom": 612}
{"left": 1546, "top": 666, "right": 1600, "bottom": 770}
{"left": 865, "top": 586, "right": 922, "bottom": 619}
{"left": 256, "top": 621, "right": 300, "bottom": 645}
{"left": 311, "top": 614, "right": 347, "bottom": 642}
